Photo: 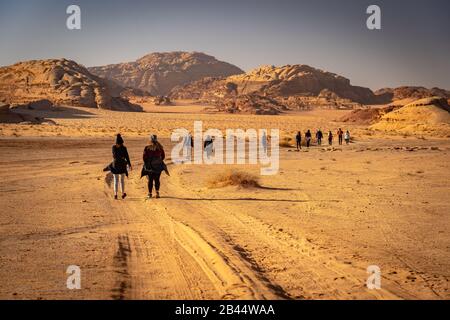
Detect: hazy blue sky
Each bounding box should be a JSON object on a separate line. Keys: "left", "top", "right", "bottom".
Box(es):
{"left": 0, "top": 0, "right": 449, "bottom": 90}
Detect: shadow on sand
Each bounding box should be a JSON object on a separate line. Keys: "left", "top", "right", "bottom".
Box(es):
{"left": 122, "top": 196, "right": 341, "bottom": 203}
{"left": 161, "top": 196, "right": 341, "bottom": 203}
{"left": 13, "top": 105, "right": 96, "bottom": 120}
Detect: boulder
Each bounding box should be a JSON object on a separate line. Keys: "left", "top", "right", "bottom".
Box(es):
{"left": 153, "top": 96, "right": 172, "bottom": 106}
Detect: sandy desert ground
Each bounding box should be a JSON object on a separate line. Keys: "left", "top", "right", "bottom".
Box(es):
{"left": 0, "top": 103, "right": 449, "bottom": 300}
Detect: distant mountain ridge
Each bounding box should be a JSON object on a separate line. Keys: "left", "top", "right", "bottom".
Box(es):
{"left": 88, "top": 51, "right": 244, "bottom": 96}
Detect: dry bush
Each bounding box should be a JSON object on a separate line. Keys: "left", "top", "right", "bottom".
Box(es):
{"left": 279, "top": 137, "right": 293, "bottom": 148}
{"left": 208, "top": 170, "right": 261, "bottom": 188}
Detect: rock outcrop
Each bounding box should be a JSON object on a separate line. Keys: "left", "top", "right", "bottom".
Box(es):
{"left": 0, "top": 102, "right": 55, "bottom": 124}
{"left": 0, "top": 59, "right": 142, "bottom": 111}
{"left": 374, "top": 87, "right": 450, "bottom": 103}
{"left": 340, "top": 105, "right": 401, "bottom": 125}
{"left": 170, "top": 64, "right": 383, "bottom": 113}
{"left": 153, "top": 96, "right": 172, "bottom": 106}
{"left": 172, "top": 65, "right": 379, "bottom": 104}
{"left": 213, "top": 94, "right": 288, "bottom": 115}
{"left": 277, "top": 90, "right": 364, "bottom": 110}
{"left": 225, "top": 65, "right": 378, "bottom": 104}
{"left": 88, "top": 52, "right": 244, "bottom": 96}
{"left": 370, "top": 97, "right": 450, "bottom": 136}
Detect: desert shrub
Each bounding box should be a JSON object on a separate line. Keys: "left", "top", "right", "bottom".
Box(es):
{"left": 279, "top": 137, "right": 293, "bottom": 148}
{"left": 208, "top": 170, "right": 261, "bottom": 188}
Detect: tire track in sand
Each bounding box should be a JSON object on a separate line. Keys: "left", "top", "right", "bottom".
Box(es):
{"left": 161, "top": 165, "right": 402, "bottom": 299}
{"left": 105, "top": 172, "right": 282, "bottom": 299}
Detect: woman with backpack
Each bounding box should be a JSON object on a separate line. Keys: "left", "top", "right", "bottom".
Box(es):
{"left": 141, "top": 135, "right": 166, "bottom": 199}
{"left": 110, "top": 134, "right": 132, "bottom": 200}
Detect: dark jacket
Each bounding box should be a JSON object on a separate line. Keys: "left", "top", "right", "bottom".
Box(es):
{"left": 111, "top": 145, "right": 131, "bottom": 175}
{"left": 103, "top": 162, "right": 128, "bottom": 177}
{"left": 141, "top": 144, "right": 169, "bottom": 177}
{"left": 204, "top": 139, "right": 213, "bottom": 149}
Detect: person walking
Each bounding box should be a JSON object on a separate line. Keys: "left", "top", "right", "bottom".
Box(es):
{"left": 204, "top": 135, "right": 214, "bottom": 158}
{"left": 305, "top": 130, "right": 312, "bottom": 148}
{"left": 328, "top": 131, "right": 333, "bottom": 146}
{"left": 111, "top": 134, "right": 131, "bottom": 200}
{"left": 261, "top": 130, "right": 268, "bottom": 154}
{"left": 142, "top": 135, "right": 165, "bottom": 199}
{"left": 183, "top": 132, "right": 192, "bottom": 161}
{"left": 295, "top": 131, "right": 302, "bottom": 151}
{"left": 337, "top": 128, "right": 344, "bottom": 145}
{"left": 344, "top": 130, "right": 351, "bottom": 145}
{"left": 316, "top": 129, "right": 323, "bottom": 146}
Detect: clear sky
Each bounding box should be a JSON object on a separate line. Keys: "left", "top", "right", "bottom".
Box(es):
{"left": 0, "top": 0, "right": 449, "bottom": 90}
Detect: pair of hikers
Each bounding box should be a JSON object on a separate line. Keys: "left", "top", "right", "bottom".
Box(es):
{"left": 337, "top": 128, "right": 351, "bottom": 145}
{"left": 104, "top": 134, "right": 167, "bottom": 200}
{"left": 295, "top": 129, "right": 350, "bottom": 150}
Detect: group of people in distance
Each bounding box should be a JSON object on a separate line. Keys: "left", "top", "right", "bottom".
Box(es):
{"left": 105, "top": 128, "right": 351, "bottom": 200}
{"left": 295, "top": 128, "right": 350, "bottom": 150}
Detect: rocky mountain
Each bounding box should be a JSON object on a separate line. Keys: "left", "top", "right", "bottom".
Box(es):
{"left": 88, "top": 51, "right": 244, "bottom": 96}
{"left": 0, "top": 59, "right": 141, "bottom": 111}
{"left": 171, "top": 64, "right": 379, "bottom": 103}
{"left": 226, "top": 65, "right": 378, "bottom": 104}
{"left": 170, "top": 64, "right": 450, "bottom": 115}
{"left": 375, "top": 86, "right": 450, "bottom": 103}
{"left": 170, "top": 64, "right": 383, "bottom": 113}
